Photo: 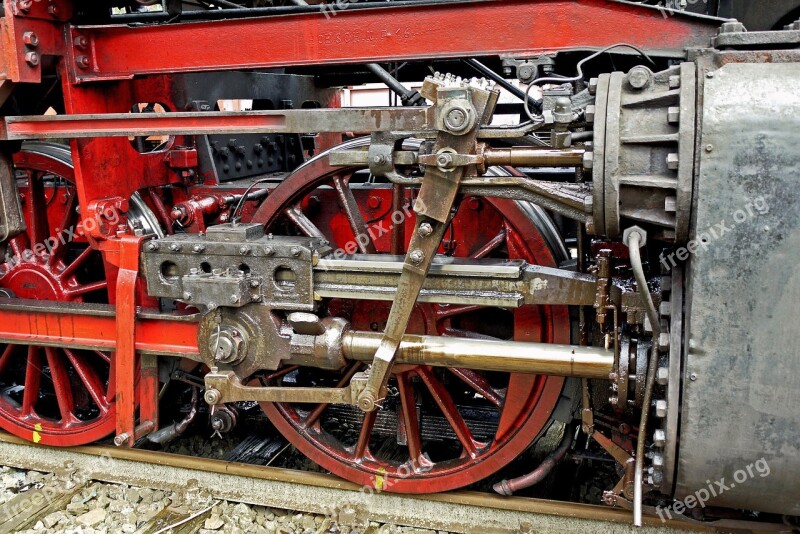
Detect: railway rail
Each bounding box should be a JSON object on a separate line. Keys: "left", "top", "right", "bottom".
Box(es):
{"left": 0, "top": 432, "right": 790, "bottom": 534}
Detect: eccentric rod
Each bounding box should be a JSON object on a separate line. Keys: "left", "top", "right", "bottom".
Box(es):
{"left": 342, "top": 331, "right": 613, "bottom": 379}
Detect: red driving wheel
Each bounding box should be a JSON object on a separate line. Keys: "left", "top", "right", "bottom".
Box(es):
{"left": 0, "top": 143, "right": 116, "bottom": 446}
{"left": 250, "top": 140, "right": 571, "bottom": 493}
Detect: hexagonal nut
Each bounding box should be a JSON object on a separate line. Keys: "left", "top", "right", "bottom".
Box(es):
{"left": 585, "top": 105, "right": 596, "bottom": 123}
{"left": 720, "top": 21, "right": 746, "bottom": 34}
{"left": 658, "top": 332, "right": 671, "bottom": 352}
{"left": 656, "top": 366, "right": 670, "bottom": 386}
{"left": 582, "top": 151, "right": 594, "bottom": 171}
{"left": 652, "top": 452, "right": 664, "bottom": 468}
{"left": 623, "top": 226, "right": 647, "bottom": 248}
{"left": 667, "top": 106, "right": 680, "bottom": 124}
{"left": 653, "top": 429, "right": 666, "bottom": 447}
{"left": 666, "top": 153, "right": 680, "bottom": 171}
{"left": 588, "top": 78, "right": 599, "bottom": 96}
{"left": 655, "top": 399, "right": 668, "bottom": 418}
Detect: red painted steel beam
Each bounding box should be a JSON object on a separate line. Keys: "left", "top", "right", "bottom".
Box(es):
{"left": 66, "top": 0, "right": 721, "bottom": 82}
{"left": 0, "top": 300, "right": 200, "bottom": 357}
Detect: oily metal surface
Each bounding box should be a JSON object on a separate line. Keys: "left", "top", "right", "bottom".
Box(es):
{"left": 677, "top": 59, "right": 800, "bottom": 514}
{"left": 0, "top": 433, "right": 698, "bottom": 534}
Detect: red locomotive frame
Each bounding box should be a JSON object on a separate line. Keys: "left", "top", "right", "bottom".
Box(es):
{"left": 0, "top": 0, "right": 719, "bottom": 486}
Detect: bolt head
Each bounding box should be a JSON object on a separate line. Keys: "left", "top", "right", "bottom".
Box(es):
{"left": 16, "top": 0, "right": 32, "bottom": 12}
{"left": 74, "top": 35, "right": 88, "bottom": 49}
{"left": 585, "top": 105, "right": 596, "bottom": 123}
{"left": 668, "top": 75, "right": 681, "bottom": 89}
{"left": 47, "top": 4, "right": 59, "bottom": 16}
{"left": 76, "top": 55, "right": 90, "bottom": 69}
{"left": 666, "top": 153, "right": 680, "bottom": 170}
{"left": 582, "top": 151, "right": 594, "bottom": 171}
{"left": 22, "top": 32, "right": 39, "bottom": 47}
{"left": 627, "top": 66, "right": 652, "bottom": 90}
{"left": 653, "top": 429, "right": 666, "bottom": 447}
{"left": 182, "top": 292, "right": 192, "bottom": 301}
{"left": 291, "top": 247, "right": 301, "bottom": 257}
{"left": 418, "top": 222, "right": 433, "bottom": 238}
{"left": 656, "top": 367, "right": 670, "bottom": 386}
{"left": 169, "top": 243, "right": 181, "bottom": 252}
{"left": 146, "top": 241, "right": 159, "bottom": 251}
{"left": 239, "top": 245, "right": 251, "bottom": 255}
{"left": 24, "top": 51, "right": 39, "bottom": 67}
{"left": 204, "top": 389, "right": 221, "bottom": 405}
{"left": 192, "top": 244, "right": 205, "bottom": 253}
{"left": 690, "top": 372, "right": 698, "bottom": 381}
{"left": 436, "top": 153, "right": 454, "bottom": 169}
{"left": 408, "top": 249, "right": 425, "bottom": 266}
{"left": 588, "top": 78, "right": 599, "bottom": 95}
{"left": 655, "top": 399, "right": 668, "bottom": 418}
{"left": 667, "top": 106, "right": 680, "bottom": 124}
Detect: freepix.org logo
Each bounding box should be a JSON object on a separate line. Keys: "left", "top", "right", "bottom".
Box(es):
{"left": 656, "top": 458, "right": 771, "bottom": 521}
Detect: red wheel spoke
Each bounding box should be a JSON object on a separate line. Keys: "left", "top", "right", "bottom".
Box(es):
{"left": 470, "top": 228, "right": 506, "bottom": 259}
{"left": 304, "top": 362, "right": 362, "bottom": 429}
{"left": 64, "top": 349, "right": 109, "bottom": 414}
{"left": 64, "top": 280, "right": 107, "bottom": 299}
{"left": 284, "top": 204, "right": 325, "bottom": 239}
{"left": 442, "top": 326, "right": 500, "bottom": 341}
{"left": 25, "top": 171, "right": 50, "bottom": 248}
{"left": 263, "top": 365, "right": 300, "bottom": 383}
{"left": 45, "top": 348, "right": 76, "bottom": 424}
{"left": 397, "top": 373, "right": 426, "bottom": 469}
{"left": 0, "top": 345, "right": 14, "bottom": 375}
{"left": 59, "top": 245, "right": 94, "bottom": 280}
{"left": 7, "top": 235, "right": 30, "bottom": 259}
{"left": 21, "top": 346, "right": 41, "bottom": 417}
{"left": 390, "top": 184, "right": 405, "bottom": 255}
{"left": 416, "top": 367, "right": 485, "bottom": 458}
{"left": 46, "top": 191, "right": 78, "bottom": 267}
{"left": 332, "top": 175, "right": 376, "bottom": 254}
{"left": 435, "top": 305, "right": 482, "bottom": 321}
{"left": 93, "top": 350, "right": 111, "bottom": 364}
{"left": 354, "top": 410, "right": 377, "bottom": 461}
{"left": 448, "top": 368, "right": 505, "bottom": 408}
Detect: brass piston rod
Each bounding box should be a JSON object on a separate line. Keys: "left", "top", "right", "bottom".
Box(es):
{"left": 342, "top": 331, "right": 613, "bottom": 379}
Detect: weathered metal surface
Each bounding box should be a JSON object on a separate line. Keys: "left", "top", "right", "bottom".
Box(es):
{"left": 677, "top": 58, "right": 800, "bottom": 515}
{"left": 0, "top": 434, "right": 699, "bottom": 534}
{"left": 0, "top": 107, "right": 436, "bottom": 140}
{"left": 591, "top": 63, "right": 696, "bottom": 243}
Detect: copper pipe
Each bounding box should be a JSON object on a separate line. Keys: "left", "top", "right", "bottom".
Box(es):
{"left": 493, "top": 424, "right": 575, "bottom": 495}
{"left": 483, "top": 147, "right": 585, "bottom": 167}
{"left": 342, "top": 331, "right": 613, "bottom": 379}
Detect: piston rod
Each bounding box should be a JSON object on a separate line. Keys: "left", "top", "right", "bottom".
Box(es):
{"left": 342, "top": 331, "right": 613, "bottom": 379}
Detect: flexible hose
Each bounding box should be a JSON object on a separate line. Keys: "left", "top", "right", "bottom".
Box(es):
{"left": 625, "top": 229, "right": 660, "bottom": 526}
{"left": 493, "top": 424, "right": 575, "bottom": 495}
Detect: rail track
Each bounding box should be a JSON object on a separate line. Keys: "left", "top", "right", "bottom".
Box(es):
{"left": 0, "top": 432, "right": 791, "bottom": 534}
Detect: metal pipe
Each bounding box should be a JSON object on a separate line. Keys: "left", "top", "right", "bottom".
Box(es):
{"left": 493, "top": 423, "right": 575, "bottom": 495}
{"left": 365, "top": 63, "right": 424, "bottom": 106}
{"left": 463, "top": 58, "right": 543, "bottom": 112}
{"left": 625, "top": 228, "right": 660, "bottom": 527}
{"left": 342, "top": 331, "right": 613, "bottom": 379}
{"left": 483, "top": 147, "right": 585, "bottom": 167}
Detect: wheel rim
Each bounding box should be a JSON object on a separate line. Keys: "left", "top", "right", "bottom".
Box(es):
{"left": 251, "top": 140, "right": 571, "bottom": 493}
{"left": 0, "top": 143, "right": 116, "bottom": 446}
